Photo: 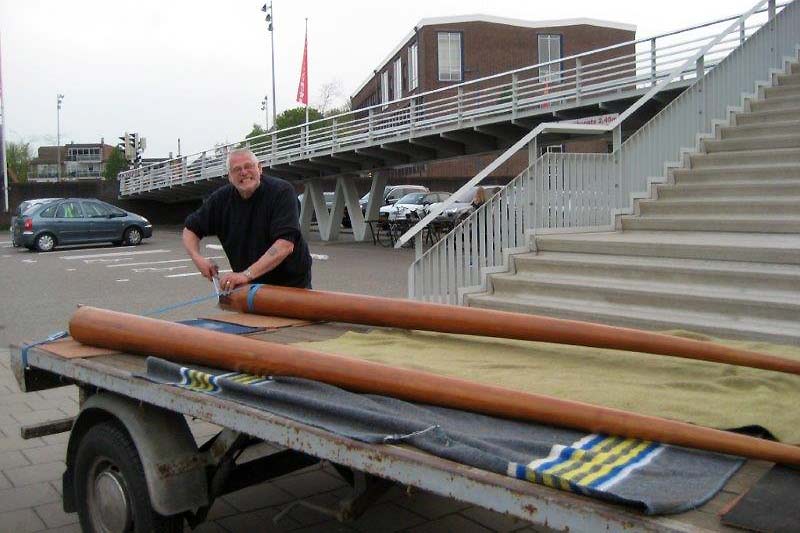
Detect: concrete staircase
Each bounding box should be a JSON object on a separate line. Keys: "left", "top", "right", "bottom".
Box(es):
{"left": 467, "top": 61, "right": 800, "bottom": 345}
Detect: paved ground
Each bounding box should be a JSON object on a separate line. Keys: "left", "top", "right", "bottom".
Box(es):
{"left": 0, "top": 228, "right": 540, "bottom": 532}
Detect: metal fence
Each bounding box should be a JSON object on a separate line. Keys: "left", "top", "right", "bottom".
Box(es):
{"left": 118, "top": 7, "right": 771, "bottom": 196}
{"left": 409, "top": 0, "right": 798, "bottom": 303}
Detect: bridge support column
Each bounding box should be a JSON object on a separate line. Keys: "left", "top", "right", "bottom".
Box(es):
{"left": 332, "top": 176, "right": 369, "bottom": 242}
{"left": 302, "top": 180, "right": 332, "bottom": 240}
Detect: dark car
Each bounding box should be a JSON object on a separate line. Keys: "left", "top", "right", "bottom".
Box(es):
{"left": 12, "top": 198, "right": 153, "bottom": 252}
{"left": 10, "top": 198, "right": 62, "bottom": 246}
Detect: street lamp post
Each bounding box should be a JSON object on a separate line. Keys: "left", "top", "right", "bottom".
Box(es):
{"left": 261, "top": 95, "right": 269, "bottom": 130}
{"left": 262, "top": 2, "right": 277, "bottom": 130}
{"left": 56, "top": 93, "right": 64, "bottom": 182}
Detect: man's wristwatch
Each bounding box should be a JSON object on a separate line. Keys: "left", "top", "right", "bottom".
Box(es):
{"left": 243, "top": 268, "right": 254, "bottom": 281}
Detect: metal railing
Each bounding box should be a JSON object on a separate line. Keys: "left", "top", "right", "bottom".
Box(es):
{"left": 409, "top": 0, "right": 797, "bottom": 303}
{"left": 118, "top": 8, "right": 769, "bottom": 196}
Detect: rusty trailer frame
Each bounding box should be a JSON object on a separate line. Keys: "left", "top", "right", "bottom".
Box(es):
{"left": 11, "top": 343, "right": 727, "bottom": 532}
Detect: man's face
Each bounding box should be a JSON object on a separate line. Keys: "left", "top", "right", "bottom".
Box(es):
{"left": 228, "top": 152, "right": 262, "bottom": 198}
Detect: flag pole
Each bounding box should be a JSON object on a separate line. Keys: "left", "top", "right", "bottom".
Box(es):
{"left": 304, "top": 18, "right": 309, "bottom": 126}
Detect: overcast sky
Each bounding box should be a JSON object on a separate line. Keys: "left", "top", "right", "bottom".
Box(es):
{"left": 0, "top": 0, "right": 761, "bottom": 158}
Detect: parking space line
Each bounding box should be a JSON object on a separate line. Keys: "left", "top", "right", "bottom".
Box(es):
{"left": 107, "top": 256, "right": 225, "bottom": 268}
{"left": 166, "top": 269, "right": 231, "bottom": 278}
{"left": 132, "top": 265, "right": 188, "bottom": 273}
{"left": 61, "top": 249, "right": 171, "bottom": 260}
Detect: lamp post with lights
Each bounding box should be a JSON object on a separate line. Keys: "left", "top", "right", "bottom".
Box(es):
{"left": 56, "top": 93, "right": 64, "bottom": 182}
{"left": 261, "top": 95, "right": 269, "bottom": 130}
{"left": 262, "top": 3, "right": 277, "bottom": 129}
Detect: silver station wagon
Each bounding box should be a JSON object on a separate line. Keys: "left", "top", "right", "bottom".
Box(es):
{"left": 12, "top": 198, "right": 153, "bottom": 252}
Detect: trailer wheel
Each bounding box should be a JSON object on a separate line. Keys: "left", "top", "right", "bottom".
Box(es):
{"left": 74, "top": 421, "right": 183, "bottom": 533}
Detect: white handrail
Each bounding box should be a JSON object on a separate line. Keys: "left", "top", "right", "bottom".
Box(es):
{"left": 118, "top": 3, "right": 784, "bottom": 197}
{"left": 395, "top": 0, "right": 773, "bottom": 249}
{"left": 409, "top": 0, "right": 795, "bottom": 302}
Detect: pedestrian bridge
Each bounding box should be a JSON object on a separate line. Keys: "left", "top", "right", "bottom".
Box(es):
{"left": 118, "top": 10, "right": 763, "bottom": 239}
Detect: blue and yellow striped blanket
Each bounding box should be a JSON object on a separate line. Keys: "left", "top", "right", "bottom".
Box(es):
{"left": 144, "top": 357, "right": 742, "bottom": 515}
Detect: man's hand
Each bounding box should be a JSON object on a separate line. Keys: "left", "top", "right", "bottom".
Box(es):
{"left": 183, "top": 228, "right": 219, "bottom": 281}
{"left": 218, "top": 272, "right": 250, "bottom": 292}
{"left": 193, "top": 256, "right": 219, "bottom": 281}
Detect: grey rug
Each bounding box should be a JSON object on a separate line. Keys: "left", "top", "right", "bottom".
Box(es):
{"left": 144, "top": 356, "right": 743, "bottom": 515}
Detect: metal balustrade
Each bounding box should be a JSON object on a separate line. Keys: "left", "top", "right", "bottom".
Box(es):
{"left": 118, "top": 7, "right": 772, "bottom": 199}
{"left": 408, "top": 0, "right": 797, "bottom": 303}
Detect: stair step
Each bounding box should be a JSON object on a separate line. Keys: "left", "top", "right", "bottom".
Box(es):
{"left": 672, "top": 165, "right": 800, "bottom": 182}
{"left": 620, "top": 215, "right": 800, "bottom": 233}
{"left": 776, "top": 73, "right": 800, "bottom": 86}
{"left": 749, "top": 94, "right": 800, "bottom": 113}
{"left": 656, "top": 179, "right": 800, "bottom": 199}
{"left": 719, "top": 120, "right": 800, "bottom": 139}
{"left": 763, "top": 84, "right": 800, "bottom": 98}
{"left": 488, "top": 272, "right": 799, "bottom": 322}
{"left": 512, "top": 251, "right": 800, "bottom": 293}
{"left": 703, "top": 134, "right": 800, "bottom": 153}
{"left": 637, "top": 197, "right": 800, "bottom": 216}
{"left": 467, "top": 293, "right": 800, "bottom": 345}
{"left": 735, "top": 108, "right": 800, "bottom": 125}
{"left": 535, "top": 231, "right": 800, "bottom": 264}
{"left": 690, "top": 147, "right": 800, "bottom": 168}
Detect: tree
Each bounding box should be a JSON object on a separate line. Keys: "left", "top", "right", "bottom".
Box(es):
{"left": 5, "top": 140, "right": 32, "bottom": 183}
{"left": 316, "top": 81, "right": 343, "bottom": 116}
{"left": 103, "top": 147, "right": 129, "bottom": 180}
{"left": 274, "top": 106, "right": 324, "bottom": 139}
{"left": 240, "top": 123, "right": 269, "bottom": 150}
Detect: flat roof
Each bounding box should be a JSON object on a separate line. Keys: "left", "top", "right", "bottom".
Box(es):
{"left": 352, "top": 15, "right": 637, "bottom": 98}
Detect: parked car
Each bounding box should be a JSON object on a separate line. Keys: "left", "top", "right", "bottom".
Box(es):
{"left": 379, "top": 192, "right": 452, "bottom": 221}
{"left": 10, "top": 198, "right": 62, "bottom": 246}
{"left": 12, "top": 198, "right": 153, "bottom": 252}
{"left": 430, "top": 186, "right": 504, "bottom": 223}
{"left": 360, "top": 185, "right": 429, "bottom": 216}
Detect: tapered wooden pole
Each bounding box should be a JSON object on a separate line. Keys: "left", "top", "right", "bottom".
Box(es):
{"left": 70, "top": 306, "right": 800, "bottom": 466}
{"left": 220, "top": 285, "right": 800, "bottom": 376}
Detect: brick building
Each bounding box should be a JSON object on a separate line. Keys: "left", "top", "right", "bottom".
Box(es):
{"left": 350, "top": 15, "right": 636, "bottom": 185}
{"left": 29, "top": 141, "right": 115, "bottom": 182}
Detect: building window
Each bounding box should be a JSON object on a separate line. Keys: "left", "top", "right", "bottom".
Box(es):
{"left": 408, "top": 42, "right": 418, "bottom": 90}
{"left": 437, "top": 32, "right": 462, "bottom": 82}
{"left": 380, "top": 70, "right": 389, "bottom": 107}
{"left": 538, "top": 34, "right": 562, "bottom": 83}
{"left": 393, "top": 58, "right": 403, "bottom": 99}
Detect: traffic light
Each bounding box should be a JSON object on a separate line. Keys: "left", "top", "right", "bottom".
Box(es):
{"left": 132, "top": 133, "right": 147, "bottom": 166}
{"left": 117, "top": 132, "right": 135, "bottom": 162}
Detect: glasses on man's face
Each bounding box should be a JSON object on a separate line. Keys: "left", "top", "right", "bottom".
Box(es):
{"left": 230, "top": 161, "right": 257, "bottom": 176}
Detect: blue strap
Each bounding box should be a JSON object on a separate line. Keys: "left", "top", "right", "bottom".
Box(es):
{"left": 20, "top": 282, "right": 253, "bottom": 368}
{"left": 20, "top": 330, "right": 68, "bottom": 368}
{"left": 247, "top": 284, "right": 263, "bottom": 312}
{"left": 142, "top": 291, "right": 221, "bottom": 317}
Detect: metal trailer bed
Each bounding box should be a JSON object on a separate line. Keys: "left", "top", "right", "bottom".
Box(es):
{"left": 11, "top": 321, "right": 770, "bottom": 532}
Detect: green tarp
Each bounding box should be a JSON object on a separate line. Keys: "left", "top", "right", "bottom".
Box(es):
{"left": 296, "top": 329, "right": 800, "bottom": 443}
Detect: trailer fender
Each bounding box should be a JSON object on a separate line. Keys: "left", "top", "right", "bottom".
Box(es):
{"left": 63, "top": 391, "right": 209, "bottom": 516}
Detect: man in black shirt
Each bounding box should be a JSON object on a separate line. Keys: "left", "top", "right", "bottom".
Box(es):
{"left": 183, "top": 149, "right": 312, "bottom": 291}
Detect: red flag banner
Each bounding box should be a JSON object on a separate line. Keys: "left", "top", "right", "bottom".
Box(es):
{"left": 296, "top": 29, "right": 308, "bottom": 105}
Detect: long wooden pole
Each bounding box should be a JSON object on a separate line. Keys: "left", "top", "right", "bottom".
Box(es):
{"left": 69, "top": 306, "right": 800, "bottom": 466}
{"left": 220, "top": 285, "right": 800, "bottom": 376}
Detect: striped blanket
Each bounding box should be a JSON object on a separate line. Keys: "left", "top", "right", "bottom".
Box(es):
{"left": 144, "top": 357, "right": 742, "bottom": 515}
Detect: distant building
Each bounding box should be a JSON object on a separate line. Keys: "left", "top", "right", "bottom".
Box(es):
{"left": 29, "top": 141, "right": 115, "bottom": 182}
{"left": 350, "top": 15, "right": 636, "bottom": 184}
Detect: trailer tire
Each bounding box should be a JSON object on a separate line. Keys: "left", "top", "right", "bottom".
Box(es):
{"left": 74, "top": 421, "right": 183, "bottom": 533}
